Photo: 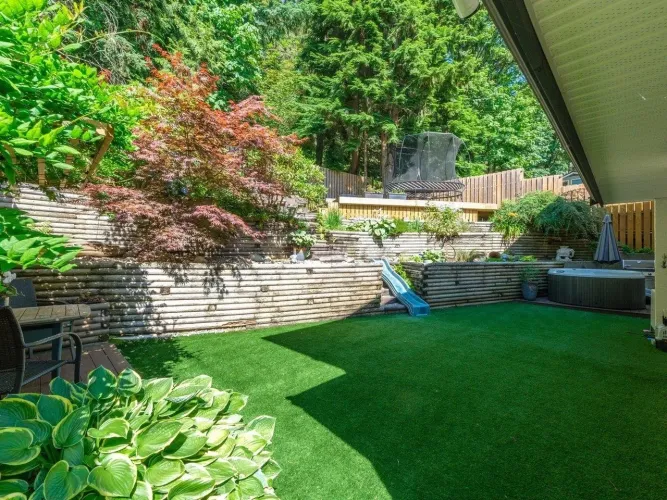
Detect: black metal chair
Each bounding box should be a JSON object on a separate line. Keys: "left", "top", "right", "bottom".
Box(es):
{"left": 0, "top": 307, "right": 82, "bottom": 396}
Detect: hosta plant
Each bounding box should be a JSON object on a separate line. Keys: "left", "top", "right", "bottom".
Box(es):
{"left": 0, "top": 368, "right": 280, "bottom": 500}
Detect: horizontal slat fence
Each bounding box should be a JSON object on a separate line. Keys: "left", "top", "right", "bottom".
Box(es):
{"left": 1, "top": 186, "right": 291, "bottom": 259}
{"left": 321, "top": 168, "right": 365, "bottom": 198}
{"left": 402, "top": 261, "right": 563, "bottom": 308}
{"left": 20, "top": 261, "right": 384, "bottom": 337}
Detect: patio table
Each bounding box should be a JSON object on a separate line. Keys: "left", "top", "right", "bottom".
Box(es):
{"left": 13, "top": 304, "right": 91, "bottom": 378}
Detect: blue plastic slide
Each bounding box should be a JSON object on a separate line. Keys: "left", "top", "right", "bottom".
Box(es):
{"left": 378, "top": 258, "right": 430, "bottom": 317}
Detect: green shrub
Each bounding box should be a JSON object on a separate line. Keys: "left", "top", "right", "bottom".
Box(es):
{"left": 518, "top": 255, "right": 537, "bottom": 262}
{"left": 407, "top": 219, "right": 425, "bottom": 233}
{"left": 316, "top": 209, "right": 345, "bottom": 232}
{"left": 491, "top": 192, "right": 557, "bottom": 239}
{"left": 346, "top": 218, "right": 397, "bottom": 240}
{"left": 0, "top": 368, "right": 280, "bottom": 500}
{"left": 619, "top": 245, "right": 653, "bottom": 254}
{"left": 393, "top": 262, "right": 413, "bottom": 288}
{"left": 288, "top": 229, "right": 316, "bottom": 249}
{"left": 454, "top": 249, "right": 483, "bottom": 262}
{"left": 491, "top": 192, "right": 603, "bottom": 240}
{"left": 423, "top": 205, "right": 469, "bottom": 239}
{"left": 534, "top": 198, "right": 604, "bottom": 240}
{"left": 520, "top": 265, "right": 540, "bottom": 283}
{"left": 0, "top": 209, "right": 81, "bottom": 297}
{"left": 485, "top": 257, "right": 503, "bottom": 262}
{"left": 416, "top": 249, "right": 446, "bottom": 263}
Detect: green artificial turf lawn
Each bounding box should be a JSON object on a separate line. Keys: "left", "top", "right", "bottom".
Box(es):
{"left": 118, "top": 303, "right": 667, "bottom": 500}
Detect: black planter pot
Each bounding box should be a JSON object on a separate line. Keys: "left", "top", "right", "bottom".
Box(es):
{"left": 364, "top": 192, "right": 383, "bottom": 199}
{"left": 521, "top": 282, "right": 538, "bottom": 301}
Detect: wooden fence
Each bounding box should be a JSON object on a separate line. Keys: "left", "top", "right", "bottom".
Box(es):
{"left": 459, "top": 169, "right": 562, "bottom": 204}
{"left": 608, "top": 201, "right": 653, "bottom": 250}
{"left": 321, "top": 168, "right": 365, "bottom": 198}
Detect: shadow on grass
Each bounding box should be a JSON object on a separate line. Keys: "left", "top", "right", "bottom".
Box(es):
{"left": 262, "top": 307, "right": 666, "bottom": 499}
{"left": 116, "top": 338, "right": 197, "bottom": 380}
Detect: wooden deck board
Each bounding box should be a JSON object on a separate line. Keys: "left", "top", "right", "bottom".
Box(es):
{"left": 20, "top": 343, "right": 130, "bottom": 394}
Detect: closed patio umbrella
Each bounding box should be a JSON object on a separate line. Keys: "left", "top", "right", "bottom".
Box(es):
{"left": 594, "top": 214, "right": 621, "bottom": 263}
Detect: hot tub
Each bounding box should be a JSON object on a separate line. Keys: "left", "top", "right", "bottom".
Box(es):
{"left": 548, "top": 268, "right": 645, "bottom": 310}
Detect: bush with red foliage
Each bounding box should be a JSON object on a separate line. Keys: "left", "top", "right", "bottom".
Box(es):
{"left": 85, "top": 47, "right": 306, "bottom": 259}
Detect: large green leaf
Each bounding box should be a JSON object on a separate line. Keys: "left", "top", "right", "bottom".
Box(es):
{"left": 0, "top": 428, "right": 40, "bottom": 465}
{"left": 142, "top": 379, "right": 173, "bottom": 402}
{"left": 136, "top": 421, "right": 182, "bottom": 459}
{"left": 37, "top": 395, "right": 71, "bottom": 426}
{"left": 131, "top": 481, "right": 153, "bottom": 500}
{"left": 236, "top": 476, "right": 264, "bottom": 500}
{"left": 117, "top": 369, "right": 142, "bottom": 397}
{"left": 52, "top": 406, "right": 90, "bottom": 449}
{"left": 87, "top": 418, "right": 129, "bottom": 440}
{"left": 166, "top": 376, "right": 212, "bottom": 404}
{"left": 162, "top": 431, "right": 207, "bottom": 460}
{"left": 226, "top": 458, "right": 258, "bottom": 480}
{"left": 144, "top": 459, "right": 184, "bottom": 487}
{"left": 205, "top": 426, "right": 229, "bottom": 448}
{"left": 0, "top": 399, "right": 37, "bottom": 426}
{"left": 205, "top": 461, "right": 235, "bottom": 486}
{"left": 43, "top": 461, "right": 88, "bottom": 500}
{"left": 15, "top": 420, "right": 52, "bottom": 445}
{"left": 0, "top": 479, "right": 29, "bottom": 496}
{"left": 62, "top": 441, "right": 84, "bottom": 467}
{"left": 234, "top": 432, "right": 267, "bottom": 456}
{"left": 87, "top": 366, "right": 116, "bottom": 400}
{"left": 246, "top": 416, "right": 276, "bottom": 443}
{"left": 226, "top": 393, "right": 248, "bottom": 414}
{"left": 261, "top": 459, "right": 281, "bottom": 480}
{"left": 49, "top": 378, "right": 85, "bottom": 405}
{"left": 87, "top": 453, "right": 137, "bottom": 498}
{"left": 166, "top": 478, "right": 215, "bottom": 500}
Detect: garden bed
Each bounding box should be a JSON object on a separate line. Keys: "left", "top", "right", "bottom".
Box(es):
{"left": 402, "top": 261, "right": 563, "bottom": 307}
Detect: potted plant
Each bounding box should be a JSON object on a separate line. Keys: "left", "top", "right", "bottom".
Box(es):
{"left": 288, "top": 229, "right": 316, "bottom": 260}
{"left": 388, "top": 189, "right": 407, "bottom": 200}
{"left": 364, "top": 179, "right": 384, "bottom": 198}
{"left": 520, "top": 265, "right": 540, "bottom": 301}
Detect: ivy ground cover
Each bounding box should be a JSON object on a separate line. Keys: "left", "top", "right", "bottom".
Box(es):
{"left": 119, "top": 303, "right": 667, "bottom": 499}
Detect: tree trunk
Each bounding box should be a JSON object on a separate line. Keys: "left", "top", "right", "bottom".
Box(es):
{"left": 380, "top": 132, "right": 388, "bottom": 198}
{"left": 363, "top": 131, "right": 368, "bottom": 188}
{"left": 350, "top": 149, "right": 360, "bottom": 175}
{"left": 315, "top": 134, "right": 325, "bottom": 166}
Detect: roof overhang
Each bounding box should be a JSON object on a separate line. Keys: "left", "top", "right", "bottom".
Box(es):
{"left": 483, "top": 0, "right": 667, "bottom": 205}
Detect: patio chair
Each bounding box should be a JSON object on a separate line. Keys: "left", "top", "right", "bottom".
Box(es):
{"left": 0, "top": 307, "right": 82, "bottom": 396}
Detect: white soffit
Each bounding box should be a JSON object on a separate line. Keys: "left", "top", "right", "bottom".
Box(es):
{"left": 524, "top": 0, "right": 667, "bottom": 204}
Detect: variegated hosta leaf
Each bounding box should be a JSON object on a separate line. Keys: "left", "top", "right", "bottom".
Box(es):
{"left": 87, "top": 366, "right": 117, "bottom": 401}
{"left": 36, "top": 395, "right": 71, "bottom": 426}
{"left": 43, "top": 460, "right": 88, "bottom": 500}
{"left": 167, "top": 376, "right": 212, "bottom": 405}
{"left": 136, "top": 421, "right": 182, "bottom": 459}
{"left": 162, "top": 431, "right": 208, "bottom": 460}
{"left": 14, "top": 420, "right": 51, "bottom": 446}
{"left": 225, "top": 394, "right": 248, "bottom": 414}
{"left": 0, "top": 399, "right": 37, "bottom": 426}
{"left": 142, "top": 378, "right": 174, "bottom": 403}
{"left": 0, "top": 428, "right": 40, "bottom": 465}
{"left": 166, "top": 477, "right": 215, "bottom": 500}
{"left": 87, "top": 453, "right": 137, "bottom": 497}
{"left": 234, "top": 432, "right": 267, "bottom": 456}
{"left": 205, "top": 461, "right": 235, "bottom": 486}
{"left": 226, "top": 458, "right": 258, "bottom": 480}
{"left": 53, "top": 406, "right": 90, "bottom": 449}
{"left": 88, "top": 418, "right": 130, "bottom": 440}
{"left": 145, "top": 459, "right": 185, "bottom": 487}
{"left": 132, "top": 480, "right": 153, "bottom": 500}
{"left": 117, "top": 369, "right": 142, "bottom": 397}
{"left": 246, "top": 417, "right": 276, "bottom": 443}
{"left": 236, "top": 476, "right": 264, "bottom": 500}
{"left": 0, "top": 479, "right": 29, "bottom": 496}
{"left": 206, "top": 426, "right": 230, "bottom": 448}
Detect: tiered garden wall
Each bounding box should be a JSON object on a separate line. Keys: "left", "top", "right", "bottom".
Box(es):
{"left": 0, "top": 186, "right": 290, "bottom": 259}
{"left": 312, "top": 229, "right": 593, "bottom": 261}
{"left": 401, "top": 262, "right": 564, "bottom": 308}
{"left": 20, "top": 261, "right": 383, "bottom": 339}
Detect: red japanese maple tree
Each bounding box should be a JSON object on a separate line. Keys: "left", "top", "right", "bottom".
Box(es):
{"left": 85, "top": 47, "right": 301, "bottom": 258}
